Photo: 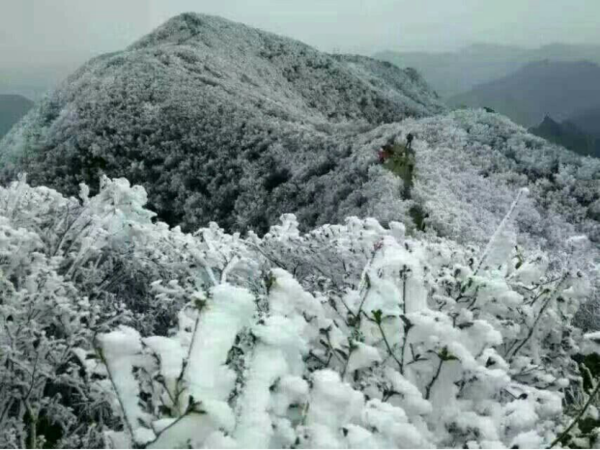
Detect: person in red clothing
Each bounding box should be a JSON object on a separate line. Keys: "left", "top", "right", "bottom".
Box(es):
{"left": 378, "top": 146, "right": 393, "bottom": 163}
{"left": 377, "top": 137, "right": 397, "bottom": 163}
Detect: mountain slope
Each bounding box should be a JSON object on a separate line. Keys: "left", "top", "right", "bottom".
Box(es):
{"left": 0, "top": 94, "right": 33, "bottom": 138}
{"left": 376, "top": 43, "right": 600, "bottom": 98}
{"left": 0, "top": 13, "right": 445, "bottom": 233}
{"left": 449, "top": 60, "right": 600, "bottom": 128}
{"left": 395, "top": 110, "right": 600, "bottom": 251}
{"left": 530, "top": 116, "right": 600, "bottom": 158}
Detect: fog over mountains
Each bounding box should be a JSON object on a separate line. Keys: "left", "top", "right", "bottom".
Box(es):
{"left": 570, "top": 105, "right": 600, "bottom": 138}
{"left": 376, "top": 43, "right": 600, "bottom": 99}
{"left": 449, "top": 60, "right": 600, "bottom": 128}
{"left": 377, "top": 44, "right": 600, "bottom": 160}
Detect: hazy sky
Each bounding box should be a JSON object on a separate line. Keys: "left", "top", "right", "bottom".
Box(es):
{"left": 1, "top": 0, "right": 600, "bottom": 69}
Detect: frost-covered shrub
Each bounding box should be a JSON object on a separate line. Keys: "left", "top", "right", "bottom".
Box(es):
{"left": 95, "top": 238, "right": 589, "bottom": 448}
{"left": 0, "top": 175, "right": 257, "bottom": 447}
{"left": 0, "top": 179, "right": 111, "bottom": 448}
{"left": 1, "top": 175, "right": 597, "bottom": 448}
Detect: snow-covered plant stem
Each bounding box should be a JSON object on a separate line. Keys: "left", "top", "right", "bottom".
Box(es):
{"left": 508, "top": 272, "right": 570, "bottom": 360}
{"left": 94, "top": 341, "right": 136, "bottom": 443}
{"left": 24, "top": 400, "right": 37, "bottom": 449}
{"left": 425, "top": 347, "right": 457, "bottom": 400}
{"left": 425, "top": 358, "right": 444, "bottom": 400}
{"left": 549, "top": 379, "right": 600, "bottom": 448}
{"left": 175, "top": 298, "right": 207, "bottom": 406}
{"left": 373, "top": 310, "right": 403, "bottom": 373}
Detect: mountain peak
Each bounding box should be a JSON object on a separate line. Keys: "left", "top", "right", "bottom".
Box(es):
{"left": 128, "top": 12, "right": 296, "bottom": 54}
{"left": 541, "top": 115, "right": 558, "bottom": 125}
{"left": 128, "top": 13, "right": 243, "bottom": 50}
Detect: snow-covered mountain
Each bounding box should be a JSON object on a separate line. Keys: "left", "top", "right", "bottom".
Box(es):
{"left": 0, "top": 13, "right": 598, "bottom": 258}
{"left": 0, "top": 13, "right": 444, "bottom": 233}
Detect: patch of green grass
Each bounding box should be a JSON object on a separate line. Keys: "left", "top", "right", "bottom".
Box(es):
{"left": 383, "top": 145, "right": 415, "bottom": 200}
{"left": 381, "top": 144, "right": 427, "bottom": 232}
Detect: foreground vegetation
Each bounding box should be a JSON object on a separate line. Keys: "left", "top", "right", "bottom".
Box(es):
{"left": 0, "top": 175, "right": 598, "bottom": 448}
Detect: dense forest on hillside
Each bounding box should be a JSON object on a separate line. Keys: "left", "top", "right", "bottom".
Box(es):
{"left": 0, "top": 14, "right": 445, "bottom": 234}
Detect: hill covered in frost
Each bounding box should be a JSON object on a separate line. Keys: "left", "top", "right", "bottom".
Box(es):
{"left": 0, "top": 13, "right": 444, "bottom": 233}
{"left": 0, "top": 13, "right": 598, "bottom": 267}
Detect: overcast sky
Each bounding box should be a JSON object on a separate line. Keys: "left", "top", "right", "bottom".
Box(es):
{"left": 1, "top": 0, "right": 600, "bottom": 69}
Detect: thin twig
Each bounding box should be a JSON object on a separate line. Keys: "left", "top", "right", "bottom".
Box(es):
{"left": 425, "top": 357, "right": 444, "bottom": 400}
{"left": 399, "top": 321, "right": 412, "bottom": 375}
{"left": 377, "top": 321, "right": 403, "bottom": 373}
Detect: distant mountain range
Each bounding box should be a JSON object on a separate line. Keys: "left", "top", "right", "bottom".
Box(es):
{"left": 375, "top": 43, "right": 600, "bottom": 98}
{"left": 570, "top": 106, "right": 600, "bottom": 138}
{"left": 449, "top": 60, "right": 600, "bottom": 128}
{"left": 0, "top": 94, "right": 33, "bottom": 138}
{"left": 530, "top": 116, "right": 600, "bottom": 158}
